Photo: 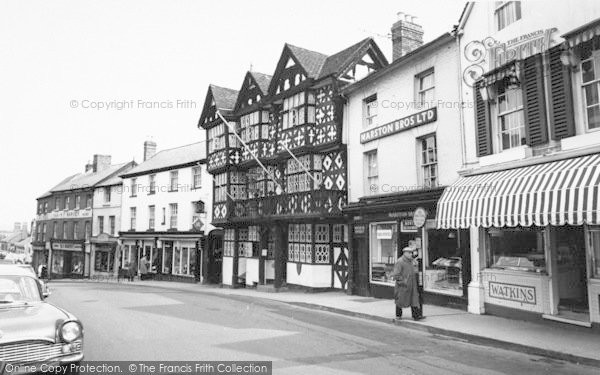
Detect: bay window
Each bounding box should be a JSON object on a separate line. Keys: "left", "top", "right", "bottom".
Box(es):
{"left": 281, "top": 92, "right": 316, "bottom": 130}
{"left": 240, "top": 111, "right": 269, "bottom": 142}
{"left": 284, "top": 155, "right": 322, "bottom": 193}
{"left": 208, "top": 124, "right": 226, "bottom": 153}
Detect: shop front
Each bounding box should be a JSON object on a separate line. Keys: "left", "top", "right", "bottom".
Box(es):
{"left": 49, "top": 240, "right": 86, "bottom": 279}
{"left": 346, "top": 188, "right": 470, "bottom": 308}
{"left": 437, "top": 154, "right": 600, "bottom": 328}
{"left": 119, "top": 233, "right": 203, "bottom": 283}
{"left": 90, "top": 234, "right": 117, "bottom": 278}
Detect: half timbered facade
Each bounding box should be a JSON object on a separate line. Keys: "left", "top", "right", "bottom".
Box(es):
{"left": 200, "top": 39, "right": 388, "bottom": 290}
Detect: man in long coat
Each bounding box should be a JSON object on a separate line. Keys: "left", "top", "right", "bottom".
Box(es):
{"left": 392, "top": 247, "right": 423, "bottom": 320}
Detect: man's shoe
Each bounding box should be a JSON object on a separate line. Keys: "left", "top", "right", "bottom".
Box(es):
{"left": 413, "top": 316, "right": 425, "bottom": 321}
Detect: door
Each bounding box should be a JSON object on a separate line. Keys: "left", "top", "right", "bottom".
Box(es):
{"left": 555, "top": 226, "right": 589, "bottom": 320}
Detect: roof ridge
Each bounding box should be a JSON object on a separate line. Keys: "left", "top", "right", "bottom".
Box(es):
{"left": 148, "top": 141, "right": 206, "bottom": 159}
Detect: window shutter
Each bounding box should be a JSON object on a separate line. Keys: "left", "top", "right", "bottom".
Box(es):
{"left": 548, "top": 45, "right": 575, "bottom": 140}
{"left": 474, "top": 82, "right": 492, "bottom": 157}
{"left": 522, "top": 54, "right": 548, "bottom": 146}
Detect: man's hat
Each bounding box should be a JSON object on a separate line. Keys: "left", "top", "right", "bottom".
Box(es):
{"left": 402, "top": 247, "right": 414, "bottom": 253}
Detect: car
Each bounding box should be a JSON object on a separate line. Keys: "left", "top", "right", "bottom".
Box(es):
{"left": 0, "top": 264, "right": 83, "bottom": 374}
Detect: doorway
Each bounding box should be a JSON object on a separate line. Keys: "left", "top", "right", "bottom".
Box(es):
{"left": 555, "top": 226, "right": 589, "bottom": 323}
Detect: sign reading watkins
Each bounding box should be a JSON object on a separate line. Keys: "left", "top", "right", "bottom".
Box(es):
{"left": 489, "top": 281, "right": 536, "bottom": 305}
{"left": 360, "top": 107, "right": 437, "bottom": 144}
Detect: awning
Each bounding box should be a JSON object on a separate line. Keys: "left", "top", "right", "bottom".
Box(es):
{"left": 477, "top": 60, "right": 520, "bottom": 89}
{"left": 563, "top": 18, "right": 600, "bottom": 49}
{"left": 436, "top": 154, "right": 600, "bottom": 229}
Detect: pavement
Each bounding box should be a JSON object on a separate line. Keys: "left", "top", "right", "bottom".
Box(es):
{"left": 60, "top": 278, "right": 600, "bottom": 367}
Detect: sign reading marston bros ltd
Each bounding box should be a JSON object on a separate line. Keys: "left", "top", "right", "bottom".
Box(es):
{"left": 360, "top": 107, "right": 437, "bottom": 144}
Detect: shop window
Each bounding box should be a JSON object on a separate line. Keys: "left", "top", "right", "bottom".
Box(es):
{"left": 363, "top": 94, "right": 378, "bottom": 127}
{"left": 369, "top": 222, "right": 398, "bottom": 284}
{"left": 364, "top": 150, "right": 378, "bottom": 195}
{"left": 121, "top": 245, "right": 131, "bottom": 267}
{"left": 224, "top": 229, "right": 235, "bottom": 257}
{"left": 162, "top": 243, "right": 173, "bottom": 274}
{"left": 94, "top": 249, "right": 114, "bottom": 272}
{"left": 487, "top": 227, "right": 546, "bottom": 273}
{"left": 587, "top": 228, "right": 600, "bottom": 279}
{"left": 419, "top": 134, "right": 438, "bottom": 188}
{"left": 495, "top": 1, "right": 521, "bottom": 31}
{"left": 425, "top": 229, "right": 466, "bottom": 296}
{"left": 581, "top": 53, "right": 600, "bottom": 130}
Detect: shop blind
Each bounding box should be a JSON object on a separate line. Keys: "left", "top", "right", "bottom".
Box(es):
{"left": 548, "top": 45, "right": 576, "bottom": 140}
{"left": 522, "top": 54, "right": 549, "bottom": 146}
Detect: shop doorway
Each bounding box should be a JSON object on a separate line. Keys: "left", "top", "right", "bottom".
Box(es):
{"left": 555, "top": 226, "right": 589, "bottom": 323}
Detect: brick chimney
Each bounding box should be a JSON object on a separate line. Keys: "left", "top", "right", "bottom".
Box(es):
{"left": 143, "top": 140, "right": 157, "bottom": 161}
{"left": 92, "top": 155, "right": 112, "bottom": 172}
{"left": 391, "top": 12, "right": 424, "bottom": 61}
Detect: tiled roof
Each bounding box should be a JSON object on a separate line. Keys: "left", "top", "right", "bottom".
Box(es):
{"left": 210, "top": 85, "right": 238, "bottom": 111}
{"left": 51, "top": 163, "right": 129, "bottom": 192}
{"left": 318, "top": 38, "right": 373, "bottom": 79}
{"left": 286, "top": 44, "right": 328, "bottom": 79}
{"left": 121, "top": 142, "right": 206, "bottom": 177}
{"left": 250, "top": 71, "right": 272, "bottom": 94}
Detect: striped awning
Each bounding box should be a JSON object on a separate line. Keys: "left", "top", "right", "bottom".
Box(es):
{"left": 564, "top": 18, "right": 600, "bottom": 49}
{"left": 436, "top": 154, "right": 600, "bottom": 229}
{"left": 478, "top": 60, "right": 520, "bottom": 89}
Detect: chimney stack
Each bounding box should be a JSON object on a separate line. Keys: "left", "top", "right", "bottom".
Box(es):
{"left": 92, "top": 155, "right": 112, "bottom": 172}
{"left": 143, "top": 140, "right": 157, "bottom": 161}
{"left": 85, "top": 160, "right": 94, "bottom": 173}
{"left": 391, "top": 11, "right": 424, "bottom": 61}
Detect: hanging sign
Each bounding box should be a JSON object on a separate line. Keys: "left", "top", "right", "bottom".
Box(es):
{"left": 413, "top": 207, "right": 427, "bottom": 228}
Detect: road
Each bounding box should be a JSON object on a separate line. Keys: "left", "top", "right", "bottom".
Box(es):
{"left": 47, "top": 281, "right": 598, "bottom": 375}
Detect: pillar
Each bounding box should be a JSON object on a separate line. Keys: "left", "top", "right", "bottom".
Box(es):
{"left": 467, "top": 226, "right": 485, "bottom": 314}
{"left": 273, "top": 223, "right": 285, "bottom": 288}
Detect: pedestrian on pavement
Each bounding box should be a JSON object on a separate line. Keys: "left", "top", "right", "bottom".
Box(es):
{"left": 392, "top": 246, "right": 424, "bottom": 321}
{"left": 139, "top": 256, "right": 149, "bottom": 280}
{"left": 128, "top": 259, "right": 137, "bottom": 282}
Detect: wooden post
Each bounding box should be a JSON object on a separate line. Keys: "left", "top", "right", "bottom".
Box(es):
{"left": 232, "top": 227, "right": 239, "bottom": 287}
{"left": 273, "top": 223, "right": 285, "bottom": 288}
{"left": 259, "top": 226, "right": 268, "bottom": 285}
{"left": 346, "top": 223, "right": 354, "bottom": 295}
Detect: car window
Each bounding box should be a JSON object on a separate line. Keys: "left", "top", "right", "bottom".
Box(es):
{"left": 0, "top": 276, "right": 42, "bottom": 304}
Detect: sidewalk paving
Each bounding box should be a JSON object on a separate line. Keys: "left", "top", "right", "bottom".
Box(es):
{"left": 66, "top": 278, "right": 600, "bottom": 366}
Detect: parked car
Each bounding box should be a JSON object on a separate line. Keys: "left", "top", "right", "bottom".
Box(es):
{"left": 0, "top": 264, "right": 83, "bottom": 373}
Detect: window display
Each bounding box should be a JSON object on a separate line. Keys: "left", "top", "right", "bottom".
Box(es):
{"left": 425, "top": 229, "right": 466, "bottom": 296}
{"left": 369, "top": 222, "right": 398, "bottom": 284}
{"left": 94, "top": 248, "right": 114, "bottom": 272}
{"left": 488, "top": 227, "right": 546, "bottom": 273}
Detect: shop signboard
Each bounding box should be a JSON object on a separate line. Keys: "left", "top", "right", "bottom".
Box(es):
{"left": 489, "top": 281, "right": 536, "bottom": 305}
{"left": 376, "top": 228, "right": 392, "bottom": 239}
{"left": 360, "top": 108, "right": 437, "bottom": 144}
{"left": 400, "top": 219, "right": 418, "bottom": 233}
{"left": 52, "top": 242, "right": 83, "bottom": 252}
{"left": 354, "top": 225, "right": 365, "bottom": 235}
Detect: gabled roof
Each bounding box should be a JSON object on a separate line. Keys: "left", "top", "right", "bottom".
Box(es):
{"left": 120, "top": 142, "right": 206, "bottom": 178}
{"left": 250, "top": 71, "right": 272, "bottom": 94}
{"left": 318, "top": 37, "right": 388, "bottom": 80}
{"left": 211, "top": 85, "right": 239, "bottom": 111}
{"left": 50, "top": 163, "right": 133, "bottom": 193}
{"left": 286, "top": 44, "right": 329, "bottom": 79}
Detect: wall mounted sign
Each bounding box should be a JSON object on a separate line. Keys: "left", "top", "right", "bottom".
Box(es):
{"left": 463, "top": 28, "right": 558, "bottom": 86}
{"left": 37, "top": 209, "right": 93, "bottom": 221}
{"left": 388, "top": 211, "right": 412, "bottom": 219}
{"left": 52, "top": 242, "right": 83, "bottom": 251}
{"left": 489, "top": 281, "right": 536, "bottom": 305}
{"left": 413, "top": 208, "right": 427, "bottom": 228}
{"left": 354, "top": 225, "right": 365, "bottom": 234}
{"left": 400, "top": 220, "right": 417, "bottom": 233}
{"left": 376, "top": 228, "right": 393, "bottom": 239}
{"left": 360, "top": 108, "right": 437, "bottom": 144}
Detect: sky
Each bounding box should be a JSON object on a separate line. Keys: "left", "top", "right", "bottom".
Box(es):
{"left": 0, "top": 0, "right": 467, "bottom": 231}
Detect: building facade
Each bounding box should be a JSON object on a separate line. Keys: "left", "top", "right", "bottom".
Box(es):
{"left": 119, "top": 141, "right": 214, "bottom": 283}
{"left": 342, "top": 16, "right": 467, "bottom": 306}
{"left": 33, "top": 155, "right": 135, "bottom": 278}
{"left": 437, "top": 1, "right": 600, "bottom": 327}
{"left": 200, "top": 39, "right": 388, "bottom": 290}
